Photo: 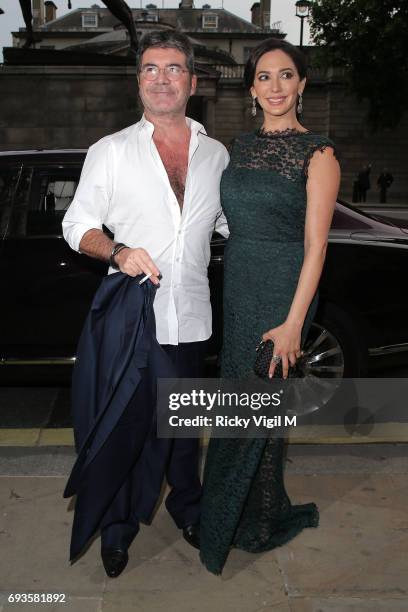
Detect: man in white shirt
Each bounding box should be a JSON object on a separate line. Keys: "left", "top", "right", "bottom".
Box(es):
{"left": 62, "top": 30, "right": 229, "bottom": 577}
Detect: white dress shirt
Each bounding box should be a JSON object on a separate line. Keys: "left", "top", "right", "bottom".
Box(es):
{"left": 62, "top": 115, "right": 230, "bottom": 345}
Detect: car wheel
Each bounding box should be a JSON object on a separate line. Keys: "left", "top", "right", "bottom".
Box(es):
{"left": 311, "top": 304, "right": 368, "bottom": 377}
{"left": 286, "top": 305, "right": 368, "bottom": 416}
{"left": 302, "top": 321, "right": 345, "bottom": 378}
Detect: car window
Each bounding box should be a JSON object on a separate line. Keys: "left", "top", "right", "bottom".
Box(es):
{"left": 0, "top": 166, "right": 19, "bottom": 239}
{"left": 1, "top": 165, "right": 33, "bottom": 239}
{"left": 2, "top": 162, "right": 113, "bottom": 240}
{"left": 0, "top": 167, "right": 20, "bottom": 238}
{"left": 26, "top": 169, "right": 80, "bottom": 237}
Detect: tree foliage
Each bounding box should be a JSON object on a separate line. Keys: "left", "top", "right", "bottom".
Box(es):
{"left": 309, "top": 0, "right": 408, "bottom": 129}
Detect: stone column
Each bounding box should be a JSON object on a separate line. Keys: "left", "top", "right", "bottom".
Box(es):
{"left": 205, "top": 97, "right": 216, "bottom": 138}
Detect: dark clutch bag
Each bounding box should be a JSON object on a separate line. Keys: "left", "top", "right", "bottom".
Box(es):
{"left": 254, "top": 339, "right": 300, "bottom": 380}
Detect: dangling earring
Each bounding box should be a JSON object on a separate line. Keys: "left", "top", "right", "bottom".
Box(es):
{"left": 251, "top": 97, "right": 257, "bottom": 117}
{"left": 297, "top": 93, "right": 303, "bottom": 115}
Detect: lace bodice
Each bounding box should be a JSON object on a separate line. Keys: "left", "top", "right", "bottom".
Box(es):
{"left": 231, "top": 129, "right": 336, "bottom": 182}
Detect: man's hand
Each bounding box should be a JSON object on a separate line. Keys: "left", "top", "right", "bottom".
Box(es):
{"left": 78, "top": 231, "right": 161, "bottom": 284}
{"left": 115, "top": 247, "right": 160, "bottom": 284}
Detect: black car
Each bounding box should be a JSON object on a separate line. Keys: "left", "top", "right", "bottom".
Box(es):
{"left": 1, "top": 150, "right": 408, "bottom": 385}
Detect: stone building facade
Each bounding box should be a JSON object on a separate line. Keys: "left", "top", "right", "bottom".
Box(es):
{"left": 1, "top": 1, "right": 407, "bottom": 202}
{"left": 12, "top": 0, "right": 281, "bottom": 65}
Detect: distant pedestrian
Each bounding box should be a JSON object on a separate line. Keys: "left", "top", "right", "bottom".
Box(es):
{"left": 357, "top": 164, "right": 371, "bottom": 203}
{"left": 352, "top": 175, "right": 360, "bottom": 203}
{"left": 377, "top": 169, "right": 394, "bottom": 204}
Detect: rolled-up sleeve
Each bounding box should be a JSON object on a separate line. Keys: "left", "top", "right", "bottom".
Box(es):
{"left": 62, "top": 138, "right": 113, "bottom": 252}
{"left": 214, "top": 209, "right": 229, "bottom": 238}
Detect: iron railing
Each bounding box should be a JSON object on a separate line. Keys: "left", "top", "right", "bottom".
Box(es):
{"left": 213, "top": 64, "right": 345, "bottom": 81}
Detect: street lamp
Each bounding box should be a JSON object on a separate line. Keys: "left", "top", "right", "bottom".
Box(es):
{"left": 295, "top": 0, "right": 311, "bottom": 48}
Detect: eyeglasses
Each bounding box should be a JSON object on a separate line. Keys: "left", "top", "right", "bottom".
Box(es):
{"left": 139, "top": 65, "right": 190, "bottom": 81}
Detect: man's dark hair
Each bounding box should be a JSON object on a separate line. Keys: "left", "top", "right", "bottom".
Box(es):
{"left": 136, "top": 30, "right": 195, "bottom": 74}
{"left": 244, "top": 38, "right": 307, "bottom": 91}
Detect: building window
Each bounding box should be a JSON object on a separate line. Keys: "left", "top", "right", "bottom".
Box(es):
{"left": 82, "top": 13, "right": 98, "bottom": 28}
{"left": 202, "top": 14, "right": 218, "bottom": 29}
{"left": 136, "top": 10, "right": 158, "bottom": 22}
{"left": 145, "top": 12, "right": 159, "bottom": 22}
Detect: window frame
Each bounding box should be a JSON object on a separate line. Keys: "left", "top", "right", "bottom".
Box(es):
{"left": 202, "top": 13, "right": 219, "bottom": 30}
{"left": 82, "top": 12, "right": 98, "bottom": 28}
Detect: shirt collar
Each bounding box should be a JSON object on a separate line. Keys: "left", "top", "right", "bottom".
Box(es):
{"left": 137, "top": 113, "right": 207, "bottom": 137}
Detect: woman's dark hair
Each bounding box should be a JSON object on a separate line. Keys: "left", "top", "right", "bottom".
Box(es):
{"left": 136, "top": 30, "right": 195, "bottom": 74}
{"left": 244, "top": 38, "right": 307, "bottom": 90}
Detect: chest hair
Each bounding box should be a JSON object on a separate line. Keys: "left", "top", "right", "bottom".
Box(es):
{"left": 155, "top": 140, "right": 189, "bottom": 211}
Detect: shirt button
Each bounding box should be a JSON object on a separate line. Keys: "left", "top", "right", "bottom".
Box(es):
{"left": 176, "top": 257, "right": 180, "bottom": 262}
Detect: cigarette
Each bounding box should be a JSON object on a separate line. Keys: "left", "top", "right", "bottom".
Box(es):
{"left": 139, "top": 272, "right": 152, "bottom": 285}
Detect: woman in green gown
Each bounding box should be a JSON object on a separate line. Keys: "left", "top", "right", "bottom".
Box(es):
{"left": 199, "top": 39, "right": 341, "bottom": 575}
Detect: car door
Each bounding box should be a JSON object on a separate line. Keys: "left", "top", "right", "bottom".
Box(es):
{"left": 0, "top": 159, "right": 107, "bottom": 363}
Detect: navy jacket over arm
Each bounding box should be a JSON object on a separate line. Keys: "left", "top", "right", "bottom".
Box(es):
{"left": 63, "top": 272, "right": 176, "bottom": 560}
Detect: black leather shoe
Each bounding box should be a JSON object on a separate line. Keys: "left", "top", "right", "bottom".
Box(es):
{"left": 101, "top": 547, "right": 129, "bottom": 578}
{"left": 182, "top": 524, "right": 200, "bottom": 550}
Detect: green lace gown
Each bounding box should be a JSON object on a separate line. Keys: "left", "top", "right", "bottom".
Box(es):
{"left": 199, "top": 128, "right": 336, "bottom": 575}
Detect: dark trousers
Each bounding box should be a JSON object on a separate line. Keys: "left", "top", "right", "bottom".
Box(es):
{"left": 359, "top": 188, "right": 368, "bottom": 202}
{"left": 380, "top": 188, "right": 387, "bottom": 204}
{"left": 100, "top": 340, "right": 206, "bottom": 550}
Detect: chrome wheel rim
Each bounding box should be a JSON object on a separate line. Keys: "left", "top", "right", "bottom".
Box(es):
{"left": 286, "top": 322, "right": 344, "bottom": 417}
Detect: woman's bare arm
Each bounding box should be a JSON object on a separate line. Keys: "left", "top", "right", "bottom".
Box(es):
{"left": 286, "top": 147, "right": 340, "bottom": 329}
{"left": 263, "top": 146, "right": 340, "bottom": 378}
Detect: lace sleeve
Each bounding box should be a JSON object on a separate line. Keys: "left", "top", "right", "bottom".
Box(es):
{"left": 302, "top": 139, "right": 338, "bottom": 180}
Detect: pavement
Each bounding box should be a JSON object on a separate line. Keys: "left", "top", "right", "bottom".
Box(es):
{"left": 1, "top": 368, "right": 408, "bottom": 612}
{"left": 1, "top": 442, "right": 407, "bottom": 612}
{"left": 2, "top": 375, "right": 408, "bottom": 447}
